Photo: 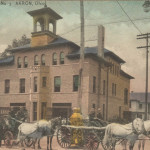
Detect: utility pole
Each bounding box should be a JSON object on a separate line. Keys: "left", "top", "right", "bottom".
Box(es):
{"left": 78, "top": 0, "right": 85, "bottom": 112}
{"left": 137, "top": 33, "right": 150, "bottom": 120}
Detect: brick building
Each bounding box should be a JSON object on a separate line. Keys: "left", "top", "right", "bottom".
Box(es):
{"left": 0, "top": 6, "right": 133, "bottom": 121}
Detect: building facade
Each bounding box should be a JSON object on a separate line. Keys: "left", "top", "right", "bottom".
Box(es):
{"left": 0, "top": 6, "right": 133, "bottom": 121}
{"left": 130, "top": 92, "right": 150, "bottom": 120}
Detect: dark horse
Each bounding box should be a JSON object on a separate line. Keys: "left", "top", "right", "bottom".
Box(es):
{"left": 18, "top": 117, "right": 61, "bottom": 150}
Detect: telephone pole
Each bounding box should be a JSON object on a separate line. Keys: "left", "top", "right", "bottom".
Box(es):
{"left": 78, "top": 0, "right": 85, "bottom": 112}
{"left": 137, "top": 33, "right": 150, "bottom": 120}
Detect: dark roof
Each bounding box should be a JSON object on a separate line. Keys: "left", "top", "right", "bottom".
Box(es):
{"left": 130, "top": 92, "right": 150, "bottom": 102}
{"left": 9, "top": 36, "right": 79, "bottom": 52}
{"left": 120, "top": 70, "right": 134, "bottom": 79}
{"left": 67, "top": 46, "right": 125, "bottom": 64}
{"left": 27, "top": 7, "right": 62, "bottom": 20}
{"left": 0, "top": 56, "right": 14, "bottom": 65}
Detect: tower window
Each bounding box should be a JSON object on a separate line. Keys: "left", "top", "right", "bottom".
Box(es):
{"left": 24, "top": 56, "right": 28, "bottom": 68}
{"left": 17, "top": 57, "right": 21, "bottom": 68}
{"left": 52, "top": 53, "right": 57, "bottom": 65}
{"left": 93, "top": 76, "right": 96, "bottom": 93}
{"left": 41, "top": 54, "right": 45, "bottom": 66}
{"left": 60, "top": 52, "right": 64, "bottom": 64}
{"left": 34, "top": 55, "right": 38, "bottom": 65}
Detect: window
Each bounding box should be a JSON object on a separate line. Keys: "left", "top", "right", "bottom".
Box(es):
{"left": 112, "top": 83, "right": 114, "bottom": 96}
{"left": 60, "top": 52, "right": 64, "bottom": 64}
{"left": 119, "top": 106, "right": 121, "bottom": 118}
{"left": 54, "top": 76, "right": 61, "bottom": 92}
{"left": 124, "top": 88, "right": 128, "bottom": 104}
{"left": 73, "top": 75, "right": 79, "bottom": 91}
{"left": 24, "top": 56, "right": 28, "bottom": 68}
{"left": 20, "top": 78, "right": 25, "bottom": 93}
{"left": 103, "top": 104, "right": 105, "bottom": 119}
{"left": 148, "top": 104, "right": 150, "bottom": 113}
{"left": 34, "top": 55, "right": 38, "bottom": 65}
{"left": 41, "top": 54, "right": 45, "bottom": 66}
{"left": 103, "top": 80, "right": 105, "bottom": 95}
{"left": 114, "top": 84, "right": 117, "bottom": 96}
{"left": 42, "top": 77, "right": 47, "bottom": 87}
{"left": 34, "top": 77, "right": 37, "bottom": 92}
{"left": 139, "top": 104, "right": 142, "bottom": 109}
{"left": 33, "top": 102, "right": 37, "bottom": 121}
{"left": 5, "top": 80, "right": 10, "bottom": 93}
{"left": 93, "top": 76, "right": 96, "bottom": 93}
{"left": 52, "top": 53, "right": 57, "bottom": 65}
{"left": 17, "top": 57, "right": 21, "bottom": 68}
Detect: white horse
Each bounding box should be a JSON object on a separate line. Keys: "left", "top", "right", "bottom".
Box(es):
{"left": 102, "top": 118, "right": 145, "bottom": 150}
{"left": 17, "top": 117, "right": 61, "bottom": 150}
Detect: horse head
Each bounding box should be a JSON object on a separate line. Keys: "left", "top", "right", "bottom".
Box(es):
{"left": 49, "top": 117, "right": 62, "bottom": 130}
{"left": 132, "top": 118, "right": 145, "bottom": 134}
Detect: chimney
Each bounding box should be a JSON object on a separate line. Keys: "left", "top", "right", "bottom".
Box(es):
{"left": 98, "top": 25, "right": 105, "bottom": 58}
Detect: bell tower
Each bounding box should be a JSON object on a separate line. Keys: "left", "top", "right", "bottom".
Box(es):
{"left": 28, "top": 6, "right": 62, "bottom": 47}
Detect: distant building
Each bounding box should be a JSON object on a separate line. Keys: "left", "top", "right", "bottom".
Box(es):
{"left": 0, "top": 6, "right": 133, "bottom": 121}
{"left": 130, "top": 92, "right": 150, "bottom": 119}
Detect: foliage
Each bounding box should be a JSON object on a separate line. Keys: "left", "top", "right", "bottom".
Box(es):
{"left": 7, "top": 34, "right": 30, "bottom": 49}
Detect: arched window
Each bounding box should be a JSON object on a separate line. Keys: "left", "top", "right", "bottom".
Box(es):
{"left": 24, "top": 56, "right": 28, "bottom": 68}
{"left": 36, "top": 18, "right": 44, "bottom": 32}
{"left": 52, "top": 53, "right": 57, "bottom": 65}
{"left": 41, "top": 54, "right": 45, "bottom": 66}
{"left": 60, "top": 52, "right": 64, "bottom": 64}
{"left": 124, "top": 88, "right": 128, "bottom": 104}
{"left": 34, "top": 55, "right": 38, "bottom": 65}
{"left": 17, "top": 57, "right": 21, "bottom": 68}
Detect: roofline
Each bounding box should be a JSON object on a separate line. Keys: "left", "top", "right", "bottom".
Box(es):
{"left": 104, "top": 51, "right": 125, "bottom": 64}
{"left": 120, "top": 69, "right": 134, "bottom": 79}
{"left": 8, "top": 41, "right": 79, "bottom": 53}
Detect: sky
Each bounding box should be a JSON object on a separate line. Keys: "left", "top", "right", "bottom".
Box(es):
{"left": 0, "top": 0, "right": 150, "bottom": 93}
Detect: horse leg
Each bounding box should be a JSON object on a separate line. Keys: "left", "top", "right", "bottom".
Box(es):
{"left": 38, "top": 139, "right": 41, "bottom": 149}
{"left": 47, "top": 136, "right": 49, "bottom": 150}
{"left": 138, "top": 140, "right": 141, "bottom": 150}
{"left": 142, "top": 140, "right": 145, "bottom": 150}
{"left": 50, "top": 136, "right": 53, "bottom": 150}
{"left": 129, "top": 143, "right": 134, "bottom": 150}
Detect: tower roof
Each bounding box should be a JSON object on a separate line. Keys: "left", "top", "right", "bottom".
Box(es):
{"left": 27, "top": 7, "right": 62, "bottom": 20}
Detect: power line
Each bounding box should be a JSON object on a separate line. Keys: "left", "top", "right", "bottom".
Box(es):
{"left": 116, "top": 0, "right": 142, "bottom": 34}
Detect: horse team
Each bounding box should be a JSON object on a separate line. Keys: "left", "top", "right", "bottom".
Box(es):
{"left": 3, "top": 117, "right": 150, "bottom": 150}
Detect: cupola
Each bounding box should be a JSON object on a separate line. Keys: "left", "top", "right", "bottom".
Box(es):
{"left": 27, "top": 6, "right": 62, "bottom": 47}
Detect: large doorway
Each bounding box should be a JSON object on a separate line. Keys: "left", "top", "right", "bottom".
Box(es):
{"left": 52, "top": 103, "right": 72, "bottom": 119}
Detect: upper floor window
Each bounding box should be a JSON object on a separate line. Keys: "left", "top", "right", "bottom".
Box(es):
{"left": 34, "top": 77, "right": 38, "bottom": 92}
{"left": 34, "top": 55, "right": 38, "bottom": 65}
{"left": 5, "top": 79, "right": 10, "bottom": 93}
{"left": 73, "top": 75, "right": 79, "bottom": 91}
{"left": 139, "top": 103, "right": 142, "bottom": 109}
{"left": 93, "top": 76, "right": 96, "bottom": 93}
{"left": 17, "top": 57, "right": 21, "bottom": 68}
{"left": 60, "top": 52, "right": 64, "bottom": 64}
{"left": 42, "top": 77, "right": 47, "bottom": 87}
{"left": 103, "top": 80, "right": 105, "bottom": 95}
{"left": 112, "top": 83, "right": 114, "bottom": 96}
{"left": 41, "top": 54, "right": 45, "bottom": 66}
{"left": 24, "top": 56, "right": 28, "bottom": 68}
{"left": 124, "top": 88, "right": 128, "bottom": 104}
{"left": 54, "top": 76, "right": 61, "bottom": 92}
{"left": 52, "top": 53, "right": 57, "bottom": 65}
{"left": 20, "top": 78, "right": 25, "bottom": 93}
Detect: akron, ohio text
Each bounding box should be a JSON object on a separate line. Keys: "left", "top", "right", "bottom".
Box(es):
{"left": 15, "top": 1, "right": 45, "bottom": 5}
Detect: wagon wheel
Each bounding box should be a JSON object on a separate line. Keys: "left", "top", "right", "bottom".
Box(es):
{"left": 24, "top": 137, "right": 35, "bottom": 147}
{"left": 84, "top": 132, "right": 99, "bottom": 150}
{"left": 57, "top": 127, "right": 71, "bottom": 148}
{"left": 4, "top": 131, "right": 13, "bottom": 147}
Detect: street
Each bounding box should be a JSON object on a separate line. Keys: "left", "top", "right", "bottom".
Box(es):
{"left": 0, "top": 136, "right": 150, "bottom": 150}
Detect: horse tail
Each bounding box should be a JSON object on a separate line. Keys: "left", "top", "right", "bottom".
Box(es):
{"left": 103, "top": 124, "right": 112, "bottom": 146}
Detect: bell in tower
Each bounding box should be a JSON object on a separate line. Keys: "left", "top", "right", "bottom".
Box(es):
{"left": 27, "top": 6, "right": 62, "bottom": 47}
